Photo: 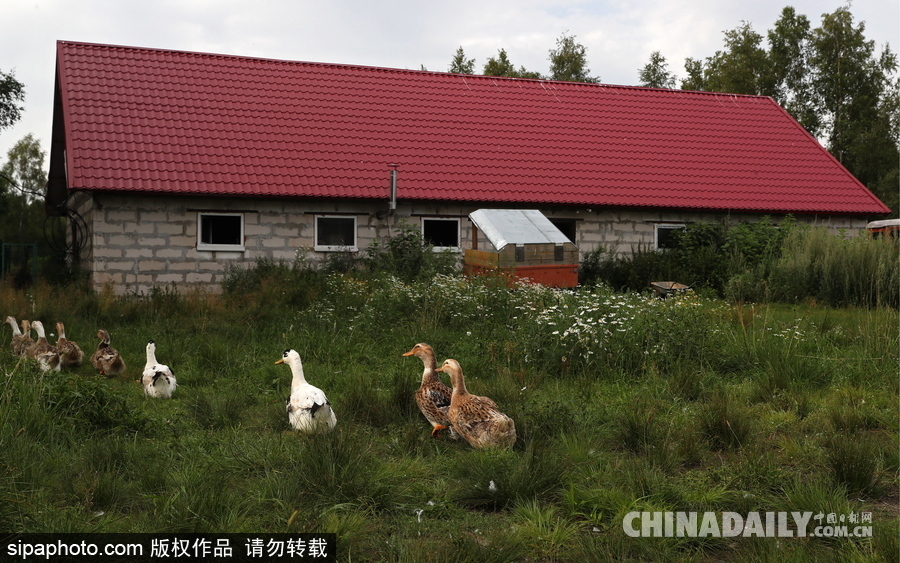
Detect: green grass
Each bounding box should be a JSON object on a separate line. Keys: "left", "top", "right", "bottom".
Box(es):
{"left": 1, "top": 274, "right": 897, "bottom": 561}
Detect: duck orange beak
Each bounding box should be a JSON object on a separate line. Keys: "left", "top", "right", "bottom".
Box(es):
{"left": 401, "top": 349, "right": 415, "bottom": 357}
{"left": 275, "top": 359, "right": 285, "bottom": 365}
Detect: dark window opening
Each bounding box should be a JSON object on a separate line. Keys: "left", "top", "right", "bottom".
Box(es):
{"left": 200, "top": 214, "right": 242, "bottom": 247}
{"left": 422, "top": 218, "right": 459, "bottom": 248}
{"left": 656, "top": 224, "right": 685, "bottom": 250}
{"left": 316, "top": 217, "right": 356, "bottom": 248}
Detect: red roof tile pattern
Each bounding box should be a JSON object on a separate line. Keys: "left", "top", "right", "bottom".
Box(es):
{"left": 53, "top": 41, "right": 890, "bottom": 215}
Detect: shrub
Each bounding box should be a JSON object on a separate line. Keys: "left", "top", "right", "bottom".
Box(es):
{"left": 221, "top": 256, "right": 326, "bottom": 311}
{"left": 579, "top": 244, "right": 677, "bottom": 292}
{"left": 582, "top": 219, "right": 897, "bottom": 308}
{"left": 364, "top": 221, "right": 458, "bottom": 282}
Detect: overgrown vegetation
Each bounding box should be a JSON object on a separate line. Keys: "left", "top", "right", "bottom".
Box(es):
{"left": 580, "top": 220, "right": 899, "bottom": 309}
{"left": 1, "top": 253, "right": 896, "bottom": 560}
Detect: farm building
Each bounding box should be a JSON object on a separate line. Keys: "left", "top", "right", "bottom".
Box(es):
{"left": 45, "top": 41, "right": 890, "bottom": 293}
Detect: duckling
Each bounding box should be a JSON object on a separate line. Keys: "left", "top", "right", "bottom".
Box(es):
{"left": 275, "top": 349, "right": 336, "bottom": 434}
{"left": 402, "top": 343, "right": 456, "bottom": 438}
{"left": 90, "top": 329, "right": 126, "bottom": 377}
{"left": 5, "top": 316, "right": 30, "bottom": 357}
{"left": 141, "top": 340, "right": 177, "bottom": 398}
{"left": 29, "top": 321, "right": 61, "bottom": 372}
{"left": 55, "top": 322, "right": 84, "bottom": 368}
{"left": 436, "top": 359, "right": 516, "bottom": 449}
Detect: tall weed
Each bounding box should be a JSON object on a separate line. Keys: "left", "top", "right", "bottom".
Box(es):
{"left": 766, "top": 227, "right": 899, "bottom": 308}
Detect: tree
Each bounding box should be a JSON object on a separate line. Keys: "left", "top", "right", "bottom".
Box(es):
{"left": 679, "top": 21, "right": 774, "bottom": 96}
{"left": 811, "top": 7, "right": 898, "bottom": 215}
{"left": 768, "top": 7, "right": 819, "bottom": 135}
{"left": 483, "top": 48, "right": 517, "bottom": 77}
{"left": 449, "top": 46, "right": 475, "bottom": 74}
{"left": 1, "top": 133, "right": 47, "bottom": 200}
{"left": 482, "top": 49, "right": 542, "bottom": 79}
{"left": 681, "top": 58, "right": 706, "bottom": 91}
{"left": 638, "top": 51, "right": 677, "bottom": 88}
{"left": 548, "top": 32, "right": 599, "bottom": 83}
{"left": 810, "top": 7, "right": 896, "bottom": 161}
{"left": 0, "top": 134, "right": 51, "bottom": 247}
{"left": 0, "top": 69, "right": 25, "bottom": 133}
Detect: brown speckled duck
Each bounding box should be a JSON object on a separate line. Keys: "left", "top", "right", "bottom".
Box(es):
{"left": 55, "top": 322, "right": 84, "bottom": 368}
{"left": 5, "top": 316, "right": 31, "bottom": 357}
{"left": 435, "top": 359, "right": 516, "bottom": 450}
{"left": 19, "top": 320, "right": 34, "bottom": 356}
{"left": 402, "top": 343, "right": 455, "bottom": 439}
{"left": 91, "top": 329, "right": 126, "bottom": 377}
{"left": 29, "top": 321, "right": 61, "bottom": 372}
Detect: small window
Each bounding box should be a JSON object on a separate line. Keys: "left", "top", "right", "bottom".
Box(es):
{"left": 197, "top": 213, "right": 244, "bottom": 251}
{"left": 655, "top": 223, "right": 685, "bottom": 250}
{"left": 315, "top": 216, "right": 357, "bottom": 251}
{"left": 422, "top": 218, "right": 460, "bottom": 250}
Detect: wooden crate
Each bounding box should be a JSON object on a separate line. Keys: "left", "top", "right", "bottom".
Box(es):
{"left": 464, "top": 247, "right": 579, "bottom": 287}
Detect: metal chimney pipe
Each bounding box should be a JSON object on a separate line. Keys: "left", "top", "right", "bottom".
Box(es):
{"left": 389, "top": 164, "right": 399, "bottom": 212}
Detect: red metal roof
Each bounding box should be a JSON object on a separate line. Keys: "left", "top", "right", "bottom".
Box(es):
{"left": 52, "top": 40, "right": 890, "bottom": 215}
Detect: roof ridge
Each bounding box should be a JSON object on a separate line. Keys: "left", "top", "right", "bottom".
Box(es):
{"left": 56, "top": 40, "right": 774, "bottom": 99}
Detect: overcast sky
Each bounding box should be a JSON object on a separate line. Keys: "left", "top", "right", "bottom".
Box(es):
{"left": 1, "top": 0, "right": 897, "bottom": 171}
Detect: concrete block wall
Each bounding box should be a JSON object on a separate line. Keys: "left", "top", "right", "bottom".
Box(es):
{"left": 79, "top": 193, "right": 460, "bottom": 294}
{"left": 549, "top": 208, "right": 869, "bottom": 257}
{"left": 73, "top": 191, "right": 872, "bottom": 294}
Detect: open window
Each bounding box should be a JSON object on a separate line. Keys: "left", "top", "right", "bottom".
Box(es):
{"left": 654, "top": 223, "right": 685, "bottom": 250}
{"left": 422, "top": 217, "right": 460, "bottom": 250}
{"left": 315, "top": 216, "right": 358, "bottom": 251}
{"left": 197, "top": 212, "right": 244, "bottom": 251}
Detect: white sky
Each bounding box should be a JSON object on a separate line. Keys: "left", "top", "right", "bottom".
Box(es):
{"left": 0, "top": 0, "right": 897, "bottom": 172}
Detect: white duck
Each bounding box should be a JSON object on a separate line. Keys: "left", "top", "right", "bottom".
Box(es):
{"left": 141, "top": 340, "right": 177, "bottom": 398}
{"left": 29, "top": 321, "right": 61, "bottom": 372}
{"left": 275, "top": 349, "right": 336, "bottom": 434}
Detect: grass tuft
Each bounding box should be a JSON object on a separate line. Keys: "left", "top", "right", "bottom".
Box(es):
{"left": 699, "top": 390, "right": 753, "bottom": 451}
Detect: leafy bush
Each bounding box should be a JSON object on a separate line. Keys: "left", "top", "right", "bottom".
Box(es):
{"left": 581, "top": 218, "right": 897, "bottom": 308}
{"left": 579, "top": 244, "right": 677, "bottom": 291}
{"left": 579, "top": 218, "right": 792, "bottom": 295}
{"left": 221, "top": 256, "right": 326, "bottom": 310}
{"left": 364, "top": 221, "right": 458, "bottom": 282}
